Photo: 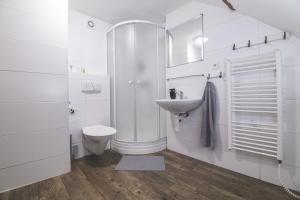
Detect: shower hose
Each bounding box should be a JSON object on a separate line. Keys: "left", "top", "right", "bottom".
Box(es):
{"left": 278, "top": 161, "right": 300, "bottom": 199}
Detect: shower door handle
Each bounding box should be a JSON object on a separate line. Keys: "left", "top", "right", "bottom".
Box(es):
{"left": 128, "top": 80, "right": 134, "bottom": 85}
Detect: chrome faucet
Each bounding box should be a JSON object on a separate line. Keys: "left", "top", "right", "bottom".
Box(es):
{"left": 176, "top": 90, "right": 184, "bottom": 99}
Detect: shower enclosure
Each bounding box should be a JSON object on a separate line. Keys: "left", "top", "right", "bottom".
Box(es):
{"left": 107, "top": 20, "right": 166, "bottom": 154}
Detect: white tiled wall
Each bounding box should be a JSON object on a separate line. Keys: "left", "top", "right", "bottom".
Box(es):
{"left": 0, "top": 0, "right": 69, "bottom": 193}
{"left": 68, "top": 10, "right": 111, "bottom": 75}
{"left": 69, "top": 73, "right": 110, "bottom": 159}
{"left": 166, "top": 1, "right": 300, "bottom": 191}
{"left": 68, "top": 10, "right": 111, "bottom": 159}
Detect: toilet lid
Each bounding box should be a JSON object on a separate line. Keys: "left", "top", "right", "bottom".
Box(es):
{"left": 82, "top": 125, "right": 116, "bottom": 137}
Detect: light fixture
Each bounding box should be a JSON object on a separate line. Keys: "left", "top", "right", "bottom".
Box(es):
{"left": 194, "top": 36, "right": 208, "bottom": 45}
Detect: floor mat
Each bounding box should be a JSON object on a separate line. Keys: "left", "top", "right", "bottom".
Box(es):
{"left": 115, "top": 155, "right": 165, "bottom": 171}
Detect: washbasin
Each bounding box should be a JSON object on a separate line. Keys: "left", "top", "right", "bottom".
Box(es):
{"left": 156, "top": 99, "right": 203, "bottom": 114}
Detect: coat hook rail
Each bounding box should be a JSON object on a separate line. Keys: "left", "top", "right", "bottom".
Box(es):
{"left": 232, "top": 31, "right": 288, "bottom": 51}
{"left": 207, "top": 71, "right": 223, "bottom": 80}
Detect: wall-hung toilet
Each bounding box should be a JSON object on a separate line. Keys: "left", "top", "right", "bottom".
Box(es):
{"left": 82, "top": 125, "right": 116, "bottom": 155}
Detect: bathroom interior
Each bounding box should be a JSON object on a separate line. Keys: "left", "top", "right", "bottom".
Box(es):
{"left": 0, "top": 0, "right": 300, "bottom": 199}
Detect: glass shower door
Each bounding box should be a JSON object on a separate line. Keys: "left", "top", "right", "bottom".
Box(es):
{"left": 135, "top": 23, "right": 159, "bottom": 142}
{"left": 114, "top": 24, "right": 136, "bottom": 142}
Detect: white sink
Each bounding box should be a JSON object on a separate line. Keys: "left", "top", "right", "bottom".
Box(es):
{"left": 156, "top": 99, "right": 203, "bottom": 114}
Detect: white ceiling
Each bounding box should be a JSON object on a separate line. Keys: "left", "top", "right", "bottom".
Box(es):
{"left": 69, "top": 0, "right": 300, "bottom": 37}
{"left": 69, "top": 0, "right": 190, "bottom": 24}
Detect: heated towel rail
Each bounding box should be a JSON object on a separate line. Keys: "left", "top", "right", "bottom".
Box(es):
{"left": 226, "top": 51, "right": 282, "bottom": 160}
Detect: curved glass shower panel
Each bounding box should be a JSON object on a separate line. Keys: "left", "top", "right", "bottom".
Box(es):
{"left": 135, "top": 23, "right": 159, "bottom": 142}
{"left": 108, "top": 21, "right": 166, "bottom": 154}
{"left": 157, "top": 26, "right": 167, "bottom": 138}
{"left": 114, "top": 24, "right": 136, "bottom": 142}
{"left": 107, "top": 30, "right": 115, "bottom": 127}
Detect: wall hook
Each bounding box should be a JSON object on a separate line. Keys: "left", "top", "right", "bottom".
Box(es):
{"left": 207, "top": 73, "right": 211, "bottom": 80}
{"left": 218, "top": 71, "right": 223, "bottom": 78}
{"left": 264, "top": 36, "right": 268, "bottom": 44}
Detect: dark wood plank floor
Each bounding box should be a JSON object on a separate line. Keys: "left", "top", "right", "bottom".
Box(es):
{"left": 0, "top": 150, "right": 296, "bottom": 200}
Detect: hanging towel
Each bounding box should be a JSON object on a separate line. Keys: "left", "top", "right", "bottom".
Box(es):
{"left": 200, "top": 81, "right": 217, "bottom": 148}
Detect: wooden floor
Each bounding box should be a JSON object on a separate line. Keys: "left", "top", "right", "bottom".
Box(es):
{"left": 0, "top": 150, "right": 296, "bottom": 200}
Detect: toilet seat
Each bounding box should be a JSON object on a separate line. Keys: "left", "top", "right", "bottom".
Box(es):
{"left": 82, "top": 125, "right": 116, "bottom": 137}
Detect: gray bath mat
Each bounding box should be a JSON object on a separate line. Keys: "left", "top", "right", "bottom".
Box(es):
{"left": 115, "top": 155, "right": 165, "bottom": 171}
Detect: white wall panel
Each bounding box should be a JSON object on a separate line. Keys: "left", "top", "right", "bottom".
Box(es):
{"left": 282, "top": 66, "right": 300, "bottom": 100}
{"left": 0, "top": 39, "right": 67, "bottom": 74}
{"left": 69, "top": 121, "right": 85, "bottom": 144}
{"left": 0, "top": 6, "right": 67, "bottom": 48}
{"left": 282, "top": 100, "right": 300, "bottom": 134}
{"left": 0, "top": 0, "right": 68, "bottom": 20}
{"left": 0, "top": 128, "right": 69, "bottom": 169}
{"left": 0, "top": 0, "right": 69, "bottom": 192}
{"left": 68, "top": 10, "right": 111, "bottom": 159}
{"left": 0, "top": 72, "right": 67, "bottom": 102}
{"left": 69, "top": 73, "right": 110, "bottom": 159}
{"left": 0, "top": 102, "right": 68, "bottom": 136}
{"left": 68, "top": 10, "right": 110, "bottom": 75}
{"left": 85, "top": 101, "right": 110, "bottom": 124}
{"left": 0, "top": 154, "right": 70, "bottom": 193}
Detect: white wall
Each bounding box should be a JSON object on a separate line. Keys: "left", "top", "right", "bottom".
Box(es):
{"left": 0, "top": 0, "right": 70, "bottom": 192}
{"left": 69, "top": 73, "right": 110, "bottom": 159}
{"left": 69, "top": 10, "right": 110, "bottom": 75}
{"left": 68, "top": 10, "right": 111, "bottom": 159}
{"left": 166, "top": 1, "right": 300, "bottom": 191}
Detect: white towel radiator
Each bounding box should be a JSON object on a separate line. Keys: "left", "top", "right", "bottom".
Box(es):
{"left": 226, "top": 51, "right": 282, "bottom": 161}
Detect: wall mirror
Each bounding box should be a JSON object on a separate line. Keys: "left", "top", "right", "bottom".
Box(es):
{"left": 167, "top": 14, "right": 205, "bottom": 67}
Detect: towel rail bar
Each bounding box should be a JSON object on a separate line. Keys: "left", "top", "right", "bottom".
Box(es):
{"left": 232, "top": 128, "right": 277, "bottom": 136}
{"left": 231, "top": 57, "right": 275, "bottom": 67}
{"left": 232, "top": 121, "right": 278, "bottom": 127}
{"left": 233, "top": 136, "right": 277, "bottom": 145}
{"left": 232, "top": 147, "right": 277, "bottom": 158}
{"left": 232, "top": 109, "right": 277, "bottom": 114}
{"left": 232, "top": 139, "right": 277, "bottom": 149}
{"left": 232, "top": 125, "right": 278, "bottom": 132}
{"left": 232, "top": 62, "right": 276, "bottom": 71}
{"left": 227, "top": 51, "right": 283, "bottom": 160}
{"left": 232, "top": 143, "right": 277, "bottom": 153}
{"left": 233, "top": 132, "right": 277, "bottom": 140}
{"left": 232, "top": 67, "right": 276, "bottom": 75}
{"left": 166, "top": 71, "right": 223, "bottom": 81}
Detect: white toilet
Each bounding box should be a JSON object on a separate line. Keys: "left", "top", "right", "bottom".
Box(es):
{"left": 82, "top": 125, "right": 116, "bottom": 155}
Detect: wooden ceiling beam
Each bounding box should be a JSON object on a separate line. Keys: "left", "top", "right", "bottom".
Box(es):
{"left": 222, "top": 0, "right": 236, "bottom": 11}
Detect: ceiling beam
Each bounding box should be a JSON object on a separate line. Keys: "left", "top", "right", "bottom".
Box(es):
{"left": 222, "top": 0, "right": 235, "bottom": 11}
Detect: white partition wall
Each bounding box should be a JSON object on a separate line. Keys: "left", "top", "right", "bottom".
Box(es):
{"left": 0, "top": 0, "right": 69, "bottom": 192}
{"left": 108, "top": 21, "right": 167, "bottom": 154}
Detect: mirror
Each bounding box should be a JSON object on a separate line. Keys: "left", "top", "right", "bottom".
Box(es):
{"left": 167, "top": 14, "right": 205, "bottom": 67}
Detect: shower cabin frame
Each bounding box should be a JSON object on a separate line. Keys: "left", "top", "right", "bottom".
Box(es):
{"left": 107, "top": 20, "right": 167, "bottom": 154}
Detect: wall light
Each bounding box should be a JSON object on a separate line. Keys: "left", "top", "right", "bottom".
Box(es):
{"left": 194, "top": 36, "right": 208, "bottom": 45}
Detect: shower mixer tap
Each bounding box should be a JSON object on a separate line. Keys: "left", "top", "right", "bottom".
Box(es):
{"left": 128, "top": 80, "right": 134, "bottom": 85}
